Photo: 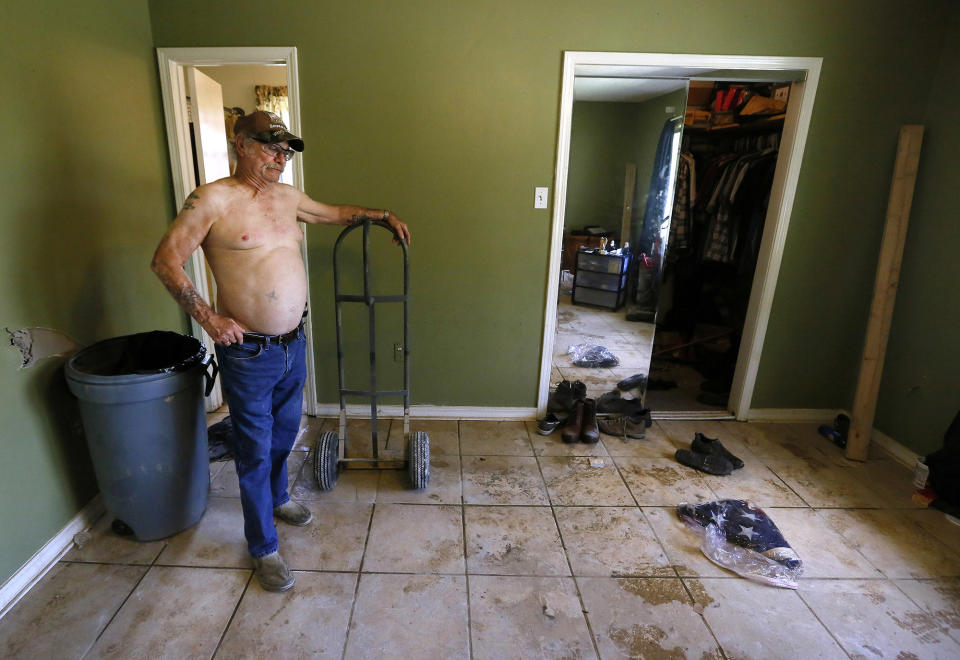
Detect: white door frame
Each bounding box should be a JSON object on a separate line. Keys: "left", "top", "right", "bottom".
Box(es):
{"left": 156, "top": 46, "right": 318, "bottom": 415}
{"left": 540, "top": 51, "right": 822, "bottom": 420}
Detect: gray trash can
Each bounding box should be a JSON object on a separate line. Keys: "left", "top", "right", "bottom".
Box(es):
{"left": 65, "top": 331, "right": 218, "bottom": 541}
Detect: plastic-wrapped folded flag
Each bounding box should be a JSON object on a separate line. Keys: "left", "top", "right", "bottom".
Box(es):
{"left": 676, "top": 499, "right": 802, "bottom": 589}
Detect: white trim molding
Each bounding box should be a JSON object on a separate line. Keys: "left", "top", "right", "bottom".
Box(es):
{"left": 313, "top": 404, "right": 538, "bottom": 421}
{"left": 746, "top": 408, "right": 842, "bottom": 422}
{"left": 0, "top": 496, "right": 104, "bottom": 619}
{"left": 539, "top": 52, "right": 822, "bottom": 422}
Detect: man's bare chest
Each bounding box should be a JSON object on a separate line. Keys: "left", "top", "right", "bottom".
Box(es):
{"left": 205, "top": 198, "right": 303, "bottom": 251}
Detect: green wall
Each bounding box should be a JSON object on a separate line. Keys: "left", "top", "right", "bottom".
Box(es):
{"left": 144, "top": 0, "right": 945, "bottom": 416}
{"left": 566, "top": 102, "right": 643, "bottom": 234}
{"left": 0, "top": 2, "right": 181, "bottom": 585}
{"left": 874, "top": 5, "right": 960, "bottom": 456}
{"left": 147, "top": 0, "right": 954, "bottom": 428}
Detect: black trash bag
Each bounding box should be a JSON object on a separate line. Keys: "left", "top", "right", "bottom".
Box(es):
{"left": 927, "top": 410, "right": 960, "bottom": 508}
{"left": 677, "top": 499, "right": 802, "bottom": 589}
{"left": 208, "top": 415, "right": 235, "bottom": 462}
{"left": 69, "top": 330, "right": 205, "bottom": 376}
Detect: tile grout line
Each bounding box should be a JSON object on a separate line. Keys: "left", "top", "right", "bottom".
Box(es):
{"left": 793, "top": 582, "right": 856, "bottom": 659}
{"left": 79, "top": 539, "right": 168, "bottom": 659}
{"left": 458, "top": 421, "right": 475, "bottom": 660}
{"left": 209, "top": 573, "right": 254, "bottom": 659}
{"left": 339, "top": 500, "right": 377, "bottom": 660}
{"left": 532, "top": 436, "right": 603, "bottom": 660}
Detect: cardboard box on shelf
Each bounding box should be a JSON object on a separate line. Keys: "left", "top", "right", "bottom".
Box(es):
{"left": 687, "top": 81, "right": 715, "bottom": 108}
{"left": 684, "top": 108, "right": 712, "bottom": 128}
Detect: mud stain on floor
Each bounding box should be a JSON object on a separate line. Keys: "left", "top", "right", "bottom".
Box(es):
{"left": 608, "top": 623, "right": 686, "bottom": 659}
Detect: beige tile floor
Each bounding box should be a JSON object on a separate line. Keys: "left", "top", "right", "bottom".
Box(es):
{"left": 2, "top": 417, "right": 960, "bottom": 658}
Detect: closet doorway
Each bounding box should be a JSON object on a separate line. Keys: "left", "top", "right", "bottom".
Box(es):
{"left": 539, "top": 52, "right": 822, "bottom": 420}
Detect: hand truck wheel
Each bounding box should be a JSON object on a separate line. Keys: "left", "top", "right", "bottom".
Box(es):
{"left": 314, "top": 431, "right": 340, "bottom": 491}
{"left": 406, "top": 431, "right": 430, "bottom": 489}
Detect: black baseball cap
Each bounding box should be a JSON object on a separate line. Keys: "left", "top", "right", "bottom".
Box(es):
{"left": 234, "top": 110, "right": 304, "bottom": 152}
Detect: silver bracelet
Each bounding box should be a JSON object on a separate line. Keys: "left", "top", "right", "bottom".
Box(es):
{"left": 382, "top": 209, "right": 390, "bottom": 221}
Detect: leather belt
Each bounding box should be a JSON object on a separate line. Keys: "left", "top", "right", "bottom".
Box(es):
{"left": 243, "top": 321, "right": 303, "bottom": 347}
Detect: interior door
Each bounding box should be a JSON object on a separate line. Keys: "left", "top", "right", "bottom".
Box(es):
{"left": 186, "top": 66, "right": 229, "bottom": 410}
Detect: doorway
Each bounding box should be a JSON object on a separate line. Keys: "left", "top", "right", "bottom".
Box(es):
{"left": 539, "top": 52, "right": 822, "bottom": 420}
{"left": 156, "top": 47, "right": 318, "bottom": 414}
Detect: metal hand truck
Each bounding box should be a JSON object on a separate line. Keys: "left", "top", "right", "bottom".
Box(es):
{"left": 313, "top": 218, "right": 429, "bottom": 490}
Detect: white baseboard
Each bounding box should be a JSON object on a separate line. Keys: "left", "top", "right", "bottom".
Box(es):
{"left": 746, "top": 408, "right": 921, "bottom": 468}
{"left": 0, "top": 495, "right": 104, "bottom": 619}
{"left": 871, "top": 428, "right": 921, "bottom": 469}
{"left": 746, "top": 408, "right": 843, "bottom": 422}
{"left": 312, "top": 404, "right": 538, "bottom": 421}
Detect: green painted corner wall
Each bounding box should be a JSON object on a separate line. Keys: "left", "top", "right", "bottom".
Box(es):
{"left": 0, "top": 1, "right": 182, "bottom": 584}
{"left": 146, "top": 0, "right": 953, "bottom": 418}
{"left": 874, "top": 4, "right": 960, "bottom": 456}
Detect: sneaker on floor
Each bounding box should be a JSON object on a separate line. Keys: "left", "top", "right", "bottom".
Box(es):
{"left": 253, "top": 551, "right": 295, "bottom": 592}
{"left": 674, "top": 449, "right": 734, "bottom": 476}
{"left": 536, "top": 412, "right": 566, "bottom": 435}
{"left": 274, "top": 500, "right": 313, "bottom": 526}
{"left": 690, "top": 432, "right": 744, "bottom": 469}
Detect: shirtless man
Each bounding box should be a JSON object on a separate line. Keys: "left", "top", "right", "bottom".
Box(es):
{"left": 151, "top": 111, "right": 410, "bottom": 591}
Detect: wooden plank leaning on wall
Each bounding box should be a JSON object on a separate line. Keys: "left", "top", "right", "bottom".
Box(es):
{"left": 846, "top": 125, "right": 924, "bottom": 462}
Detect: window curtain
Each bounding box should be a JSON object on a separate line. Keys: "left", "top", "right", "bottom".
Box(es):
{"left": 255, "top": 85, "right": 289, "bottom": 127}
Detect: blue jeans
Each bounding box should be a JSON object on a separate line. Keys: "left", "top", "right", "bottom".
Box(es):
{"left": 215, "top": 327, "right": 306, "bottom": 558}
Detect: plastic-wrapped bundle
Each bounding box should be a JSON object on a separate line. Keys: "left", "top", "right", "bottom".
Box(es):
{"left": 676, "top": 499, "right": 802, "bottom": 589}
{"left": 567, "top": 344, "right": 619, "bottom": 368}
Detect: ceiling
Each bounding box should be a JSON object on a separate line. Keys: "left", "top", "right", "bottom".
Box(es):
{"left": 573, "top": 64, "right": 805, "bottom": 103}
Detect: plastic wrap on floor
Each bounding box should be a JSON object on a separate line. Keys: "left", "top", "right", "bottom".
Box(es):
{"left": 676, "top": 499, "right": 802, "bottom": 589}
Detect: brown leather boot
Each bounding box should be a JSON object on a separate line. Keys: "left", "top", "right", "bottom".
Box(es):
{"left": 580, "top": 398, "right": 600, "bottom": 443}
{"left": 560, "top": 400, "right": 584, "bottom": 444}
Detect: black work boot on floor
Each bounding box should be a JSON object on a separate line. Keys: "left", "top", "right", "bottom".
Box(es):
{"left": 690, "top": 432, "right": 744, "bottom": 469}
{"left": 549, "top": 380, "right": 587, "bottom": 413}
{"left": 580, "top": 398, "right": 600, "bottom": 444}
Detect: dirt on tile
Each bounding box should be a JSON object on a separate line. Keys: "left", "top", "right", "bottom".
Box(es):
{"left": 682, "top": 580, "right": 716, "bottom": 608}
{"left": 889, "top": 610, "right": 944, "bottom": 644}
{"left": 615, "top": 578, "right": 690, "bottom": 606}
{"left": 608, "top": 623, "right": 686, "bottom": 659}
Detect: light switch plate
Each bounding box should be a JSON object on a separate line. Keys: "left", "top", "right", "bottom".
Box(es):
{"left": 535, "top": 187, "right": 548, "bottom": 209}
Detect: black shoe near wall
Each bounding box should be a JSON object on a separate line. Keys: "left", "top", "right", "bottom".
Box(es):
{"left": 690, "top": 432, "right": 744, "bottom": 469}
{"left": 617, "top": 373, "right": 647, "bottom": 391}
{"left": 675, "top": 449, "right": 734, "bottom": 476}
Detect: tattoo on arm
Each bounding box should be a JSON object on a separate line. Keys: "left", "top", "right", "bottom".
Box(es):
{"left": 182, "top": 192, "right": 200, "bottom": 211}
{"left": 171, "top": 284, "right": 212, "bottom": 322}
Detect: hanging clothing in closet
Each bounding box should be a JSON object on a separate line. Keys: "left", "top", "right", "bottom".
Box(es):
{"left": 687, "top": 132, "right": 780, "bottom": 272}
